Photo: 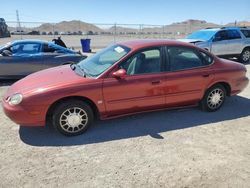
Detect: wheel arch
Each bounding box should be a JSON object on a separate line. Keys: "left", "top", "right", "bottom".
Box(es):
{"left": 46, "top": 96, "right": 100, "bottom": 123}
{"left": 242, "top": 46, "right": 250, "bottom": 52}
{"left": 206, "top": 82, "right": 231, "bottom": 96}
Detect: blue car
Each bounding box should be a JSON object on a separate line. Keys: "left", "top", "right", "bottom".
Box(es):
{"left": 0, "top": 40, "right": 86, "bottom": 79}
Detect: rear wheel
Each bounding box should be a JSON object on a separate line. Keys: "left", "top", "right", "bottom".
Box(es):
{"left": 52, "top": 100, "right": 94, "bottom": 136}
{"left": 200, "top": 84, "right": 226, "bottom": 112}
{"left": 240, "top": 48, "right": 250, "bottom": 64}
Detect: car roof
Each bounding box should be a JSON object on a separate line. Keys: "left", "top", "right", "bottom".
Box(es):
{"left": 200, "top": 28, "right": 221, "bottom": 32}
{"left": 11, "top": 39, "right": 48, "bottom": 45}
{"left": 201, "top": 27, "right": 250, "bottom": 32}
{"left": 118, "top": 39, "right": 198, "bottom": 50}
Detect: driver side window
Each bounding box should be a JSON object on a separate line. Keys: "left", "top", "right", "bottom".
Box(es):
{"left": 11, "top": 43, "right": 41, "bottom": 54}
{"left": 120, "top": 48, "right": 161, "bottom": 75}
{"left": 213, "top": 31, "right": 228, "bottom": 42}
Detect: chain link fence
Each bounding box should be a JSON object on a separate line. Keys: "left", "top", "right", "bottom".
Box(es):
{"left": 2, "top": 21, "right": 213, "bottom": 50}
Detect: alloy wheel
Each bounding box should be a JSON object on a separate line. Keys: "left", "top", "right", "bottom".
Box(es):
{"left": 59, "top": 107, "right": 88, "bottom": 133}
{"left": 207, "top": 88, "right": 224, "bottom": 110}
{"left": 242, "top": 50, "right": 250, "bottom": 62}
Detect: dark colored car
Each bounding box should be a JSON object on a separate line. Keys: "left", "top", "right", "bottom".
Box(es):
{"left": 0, "top": 40, "right": 86, "bottom": 79}
{"left": 2, "top": 40, "right": 249, "bottom": 136}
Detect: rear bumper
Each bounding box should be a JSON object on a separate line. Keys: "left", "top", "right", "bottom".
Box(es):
{"left": 1, "top": 99, "right": 47, "bottom": 127}
{"left": 231, "top": 76, "right": 249, "bottom": 96}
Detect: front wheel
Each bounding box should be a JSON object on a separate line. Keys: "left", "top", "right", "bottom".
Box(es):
{"left": 200, "top": 85, "right": 226, "bottom": 112}
{"left": 52, "top": 100, "right": 94, "bottom": 136}
{"left": 240, "top": 48, "right": 250, "bottom": 64}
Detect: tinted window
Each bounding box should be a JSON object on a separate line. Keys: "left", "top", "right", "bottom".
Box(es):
{"left": 214, "top": 31, "right": 228, "bottom": 41}
{"left": 168, "top": 47, "right": 204, "bottom": 71}
{"left": 11, "top": 43, "right": 41, "bottom": 54}
{"left": 226, "top": 30, "right": 241, "bottom": 40}
{"left": 43, "top": 43, "right": 57, "bottom": 53}
{"left": 121, "top": 49, "right": 161, "bottom": 75}
{"left": 43, "top": 43, "right": 71, "bottom": 53}
{"left": 241, "top": 29, "right": 250, "bottom": 38}
{"left": 200, "top": 51, "right": 213, "bottom": 65}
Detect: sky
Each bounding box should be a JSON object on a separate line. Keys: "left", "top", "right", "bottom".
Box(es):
{"left": 0, "top": 0, "right": 250, "bottom": 25}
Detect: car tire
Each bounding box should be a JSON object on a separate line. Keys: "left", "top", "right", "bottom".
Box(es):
{"left": 200, "top": 84, "right": 226, "bottom": 112}
{"left": 52, "top": 100, "right": 94, "bottom": 136}
{"left": 240, "top": 48, "right": 250, "bottom": 64}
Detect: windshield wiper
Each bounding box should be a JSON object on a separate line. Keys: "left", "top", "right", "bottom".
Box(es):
{"left": 70, "top": 64, "right": 77, "bottom": 70}
{"left": 79, "top": 66, "right": 87, "bottom": 78}
{"left": 70, "top": 64, "right": 86, "bottom": 77}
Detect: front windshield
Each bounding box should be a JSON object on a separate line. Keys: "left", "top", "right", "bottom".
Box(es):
{"left": 78, "top": 44, "right": 130, "bottom": 77}
{"left": 186, "top": 30, "right": 217, "bottom": 41}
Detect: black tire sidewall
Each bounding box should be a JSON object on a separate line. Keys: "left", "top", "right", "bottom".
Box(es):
{"left": 201, "top": 85, "right": 226, "bottom": 112}
{"left": 52, "top": 100, "right": 94, "bottom": 136}
{"left": 240, "top": 48, "right": 250, "bottom": 64}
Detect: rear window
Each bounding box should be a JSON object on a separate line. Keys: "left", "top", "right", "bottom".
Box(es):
{"left": 241, "top": 29, "right": 250, "bottom": 38}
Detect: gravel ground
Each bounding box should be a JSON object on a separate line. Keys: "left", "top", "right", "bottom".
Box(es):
{"left": 0, "top": 65, "right": 249, "bottom": 188}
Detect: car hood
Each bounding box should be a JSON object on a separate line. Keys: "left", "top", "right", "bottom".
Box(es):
{"left": 5, "top": 65, "right": 91, "bottom": 97}
{"left": 177, "top": 38, "right": 206, "bottom": 43}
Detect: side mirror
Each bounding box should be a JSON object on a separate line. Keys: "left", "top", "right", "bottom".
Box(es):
{"left": 112, "top": 69, "right": 127, "bottom": 79}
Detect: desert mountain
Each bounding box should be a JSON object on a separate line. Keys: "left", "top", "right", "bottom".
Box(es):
{"left": 35, "top": 20, "right": 102, "bottom": 33}
{"left": 107, "top": 20, "right": 221, "bottom": 34}
{"left": 7, "top": 19, "right": 249, "bottom": 34}
{"left": 226, "top": 21, "right": 250, "bottom": 27}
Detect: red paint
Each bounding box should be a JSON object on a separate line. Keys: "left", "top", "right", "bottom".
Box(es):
{"left": 2, "top": 40, "right": 249, "bottom": 127}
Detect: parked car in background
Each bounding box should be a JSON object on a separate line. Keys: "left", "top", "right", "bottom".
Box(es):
{"left": 179, "top": 27, "right": 250, "bottom": 64}
{"left": 10, "top": 30, "right": 28, "bottom": 35}
{"left": 0, "top": 40, "right": 86, "bottom": 79}
{"left": 27, "top": 30, "right": 40, "bottom": 35}
{"left": 0, "top": 18, "right": 10, "bottom": 38}
{"left": 2, "top": 40, "right": 248, "bottom": 136}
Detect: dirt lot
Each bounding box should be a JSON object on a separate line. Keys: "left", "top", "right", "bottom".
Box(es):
{"left": 0, "top": 65, "right": 250, "bottom": 188}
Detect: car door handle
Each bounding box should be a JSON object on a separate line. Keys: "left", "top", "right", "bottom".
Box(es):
{"left": 202, "top": 74, "right": 210, "bottom": 77}
{"left": 151, "top": 80, "right": 161, "bottom": 85}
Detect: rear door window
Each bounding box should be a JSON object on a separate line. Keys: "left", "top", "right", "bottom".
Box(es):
{"left": 167, "top": 47, "right": 205, "bottom": 71}
{"left": 226, "top": 30, "right": 241, "bottom": 40}
{"left": 43, "top": 43, "right": 66, "bottom": 53}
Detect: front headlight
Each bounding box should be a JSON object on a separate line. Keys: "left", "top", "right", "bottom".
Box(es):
{"left": 9, "top": 93, "right": 23, "bottom": 106}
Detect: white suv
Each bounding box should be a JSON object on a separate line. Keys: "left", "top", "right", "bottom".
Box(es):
{"left": 180, "top": 27, "right": 250, "bottom": 64}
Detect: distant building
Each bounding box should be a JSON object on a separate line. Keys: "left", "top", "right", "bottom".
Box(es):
{"left": 0, "top": 18, "right": 10, "bottom": 38}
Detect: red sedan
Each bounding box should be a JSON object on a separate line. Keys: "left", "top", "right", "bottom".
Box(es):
{"left": 2, "top": 40, "right": 249, "bottom": 136}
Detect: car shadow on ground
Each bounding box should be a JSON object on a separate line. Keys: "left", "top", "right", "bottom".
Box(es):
{"left": 0, "top": 79, "right": 18, "bottom": 86}
{"left": 19, "top": 95, "right": 250, "bottom": 147}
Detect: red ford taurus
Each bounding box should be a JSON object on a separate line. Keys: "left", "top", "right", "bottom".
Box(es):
{"left": 2, "top": 40, "right": 249, "bottom": 136}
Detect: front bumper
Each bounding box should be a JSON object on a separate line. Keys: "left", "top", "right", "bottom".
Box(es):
{"left": 1, "top": 99, "right": 47, "bottom": 127}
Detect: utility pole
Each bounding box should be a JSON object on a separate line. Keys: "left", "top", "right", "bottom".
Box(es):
{"left": 114, "top": 23, "right": 117, "bottom": 43}
{"left": 16, "top": 10, "right": 22, "bottom": 39}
